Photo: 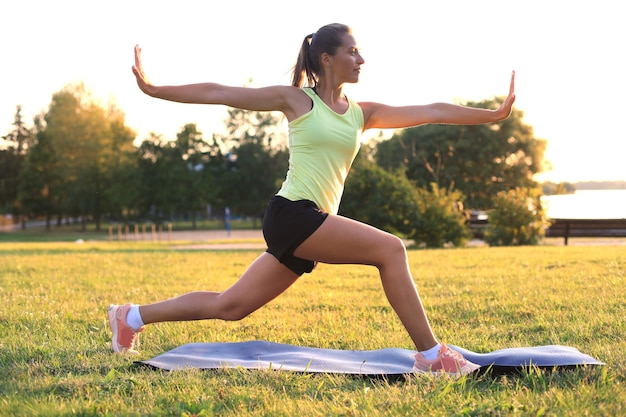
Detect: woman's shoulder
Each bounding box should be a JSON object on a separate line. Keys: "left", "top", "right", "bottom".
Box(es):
{"left": 281, "top": 86, "right": 315, "bottom": 122}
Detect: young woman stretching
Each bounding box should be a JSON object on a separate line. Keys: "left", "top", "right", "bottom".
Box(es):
{"left": 109, "top": 23, "right": 515, "bottom": 376}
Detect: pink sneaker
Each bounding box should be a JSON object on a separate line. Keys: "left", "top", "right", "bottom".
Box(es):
{"left": 412, "top": 343, "right": 480, "bottom": 376}
{"left": 108, "top": 304, "right": 144, "bottom": 354}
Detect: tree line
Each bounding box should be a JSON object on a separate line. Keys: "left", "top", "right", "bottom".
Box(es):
{"left": 0, "top": 82, "right": 549, "bottom": 246}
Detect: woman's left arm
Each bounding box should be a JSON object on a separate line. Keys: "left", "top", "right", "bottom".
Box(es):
{"left": 361, "top": 71, "right": 515, "bottom": 130}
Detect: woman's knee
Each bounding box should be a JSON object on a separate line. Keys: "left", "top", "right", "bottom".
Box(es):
{"left": 218, "top": 302, "right": 253, "bottom": 321}
{"left": 212, "top": 296, "right": 253, "bottom": 321}
{"left": 375, "top": 233, "right": 408, "bottom": 268}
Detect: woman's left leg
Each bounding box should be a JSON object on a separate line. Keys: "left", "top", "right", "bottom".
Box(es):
{"left": 293, "top": 214, "right": 438, "bottom": 351}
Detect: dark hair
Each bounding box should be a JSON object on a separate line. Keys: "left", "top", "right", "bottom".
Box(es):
{"left": 291, "top": 23, "right": 351, "bottom": 88}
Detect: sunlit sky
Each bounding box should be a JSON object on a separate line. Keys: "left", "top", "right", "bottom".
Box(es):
{"left": 1, "top": 0, "right": 624, "bottom": 183}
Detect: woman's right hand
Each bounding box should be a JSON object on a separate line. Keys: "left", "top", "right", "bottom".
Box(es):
{"left": 127, "top": 45, "right": 299, "bottom": 115}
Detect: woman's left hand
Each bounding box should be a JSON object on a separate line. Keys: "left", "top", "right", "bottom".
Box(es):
{"left": 495, "top": 71, "right": 516, "bottom": 120}
{"left": 132, "top": 45, "right": 156, "bottom": 96}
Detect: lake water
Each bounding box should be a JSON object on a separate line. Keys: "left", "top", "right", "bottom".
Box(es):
{"left": 541, "top": 189, "right": 626, "bottom": 219}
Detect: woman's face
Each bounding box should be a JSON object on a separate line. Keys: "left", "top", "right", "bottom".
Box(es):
{"left": 328, "top": 33, "right": 365, "bottom": 84}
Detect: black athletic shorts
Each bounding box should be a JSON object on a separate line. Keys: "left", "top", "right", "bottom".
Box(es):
{"left": 262, "top": 195, "right": 328, "bottom": 276}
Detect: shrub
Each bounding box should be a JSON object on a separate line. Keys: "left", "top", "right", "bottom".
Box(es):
{"left": 484, "top": 187, "right": 548, "bottom": 246}
{"left": 342, "top": 161, "right": 470, "bottom": 248}
{"left": 340, "top": 158, "right": 421, "bottom": 237}
{"left": 409, "top": 183, "right": 472, "bottom": 248}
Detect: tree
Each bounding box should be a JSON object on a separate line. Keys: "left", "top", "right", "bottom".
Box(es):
{"left": 542, "top": 181, "right": 576, "bottom": 195}
{"left": 0, "top": 106, "right": 33, "bottom": 219}
{"left": 375, "top": 98, "right": 546, "bottom": 209}
{"left": 101, "top": 105, "right": 139, "bottom": 222}
{"left": 135, "top": 125, "right": 224, "bottom": 226}
{"left": 218, "top": 108, "right": 288, "bottom": 225}
{"left": 174, "top": 123, "right": 222, "bottom": 228}
{"left": 47, "top": 84, "right": 138, "bottom": 229}
{"left": 18, "top": 116, "right": 62, "bottom": 229}
{"left": 19, "top": 83, "right": 137, "bottom": 230}
{"left": 136, "top": 134, "right": 183, "bottom": 222}
{"left": 2, "top": 105, "right": 31, "bottom": 155}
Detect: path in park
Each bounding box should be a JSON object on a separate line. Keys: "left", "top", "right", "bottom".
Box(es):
{"left": 167, "top": 230, "right": 626, "bottom": 249}
{"left": 169, "top": 229, "right": 266, "bottom": 250}
{"left": 2, "top": 223, "right": 624, "bottom": 247}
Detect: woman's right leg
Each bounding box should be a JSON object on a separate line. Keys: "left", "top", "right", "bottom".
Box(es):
{"left": 138, "top": 252, "right": 300, "bottom": 324}
{"left": 109, "top": 252, "right": 300, "bottom": 353}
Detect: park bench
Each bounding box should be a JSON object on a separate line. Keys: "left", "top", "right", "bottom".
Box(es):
{"left": 468, "top": 218, "right": 488, "bottom": 239}
{"left": 545, "top": 218, "right": 626, "bottom": 245}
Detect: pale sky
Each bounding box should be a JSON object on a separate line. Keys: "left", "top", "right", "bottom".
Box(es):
{"left": 1, "top": 0, "right": 624, "bottom": 183}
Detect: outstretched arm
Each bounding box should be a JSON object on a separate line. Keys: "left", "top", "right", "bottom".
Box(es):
{"left": 131, "top": 45, "right": 298, "bottom": 114}
{"left": 361, "top": 71, "right": 516, "bottom": 130}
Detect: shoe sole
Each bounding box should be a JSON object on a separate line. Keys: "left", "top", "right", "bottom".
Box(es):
{"left": 108, "top": 305, "right": 138, "bottom": 354}
{"left": 411, "top": 363, "right": 481, "bottom": 376}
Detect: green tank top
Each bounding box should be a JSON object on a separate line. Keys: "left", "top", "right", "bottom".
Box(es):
{"left": 277, "top": 88, "right": 364, "bottom": 214}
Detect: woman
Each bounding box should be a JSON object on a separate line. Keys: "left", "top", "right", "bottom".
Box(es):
{"left": 109, "top": 23, "right": 515, "bottom": 376}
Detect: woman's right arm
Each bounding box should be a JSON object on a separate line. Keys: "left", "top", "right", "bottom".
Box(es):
{"left": 132, "top": 45, "right": 301, "bottom": 115}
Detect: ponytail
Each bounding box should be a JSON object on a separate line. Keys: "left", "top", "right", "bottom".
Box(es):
{"left": 291, "top": 33, "right": 316, "bottom": 88}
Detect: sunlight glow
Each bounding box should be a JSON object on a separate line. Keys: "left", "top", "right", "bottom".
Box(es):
{"left": 1, "top": 0, "right": 624, "bottom": 183}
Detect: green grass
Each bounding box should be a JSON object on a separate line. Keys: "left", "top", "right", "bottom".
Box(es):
{"left": 0, "top": 220, "right": 261, "bottom": 243}
{"left": 0, "top": 242, "right": 624, "bottom": 416}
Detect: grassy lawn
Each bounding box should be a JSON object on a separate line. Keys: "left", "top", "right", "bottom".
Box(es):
{"left": 0, "top": 219, "right": 261, "bottom": 243}
{"left": 0, "top": 242, "right": 624, "bottom": 416}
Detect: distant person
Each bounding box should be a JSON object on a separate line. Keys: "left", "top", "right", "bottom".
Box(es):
{"left": 224, "top": 206, "right": 231, "bottom": 237}
{"left": 109, "top": 23, "right": 515, "bottom": 376}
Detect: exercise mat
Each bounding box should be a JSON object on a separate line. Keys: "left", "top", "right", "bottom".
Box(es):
{"left": 138, "top": 340, "right": 604, "bottom": 376}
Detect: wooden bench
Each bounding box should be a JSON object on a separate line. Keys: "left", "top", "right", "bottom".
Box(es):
{"left": 546, "top": 218, "right": 626, "bottom": 245}
{"left": 468, "top": 218, "right": 488, "bottom": 239}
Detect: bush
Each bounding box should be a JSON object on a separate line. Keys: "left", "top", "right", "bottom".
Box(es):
{"left": 408, "top": 183, "right": 472, "bottom": 248}
{"left": 342, "top": 160, "right": 471, "bottom": 248}
{"left": 340, "top": 158, "right": 421, "bottom": 237}
{"left": 484, "top": 187, "right": 548, "bottom": 246}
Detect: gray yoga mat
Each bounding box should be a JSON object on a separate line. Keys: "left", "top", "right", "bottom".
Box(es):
{"left": 138, "top": 340, "right": 604, "bottom": 376}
